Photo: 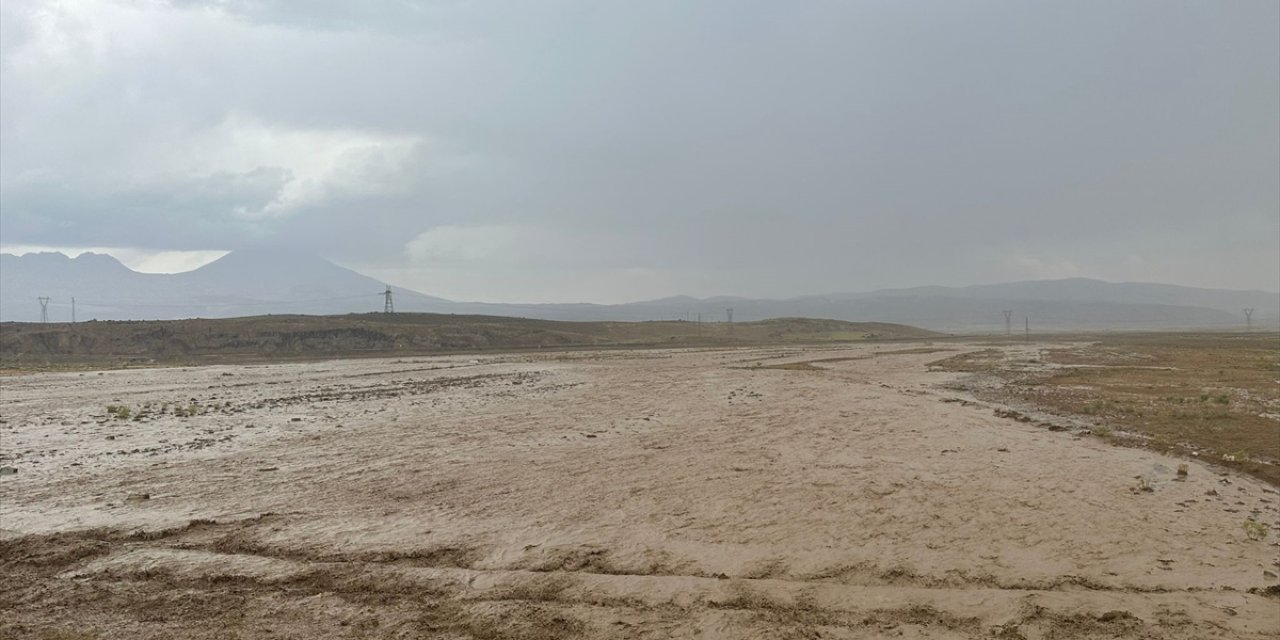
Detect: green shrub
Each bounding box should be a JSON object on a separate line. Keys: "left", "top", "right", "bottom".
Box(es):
{"left": 1243, "top": 519, "right": 1270, "bottom": 541}
{"left": 1082, "top": 400, "right": 1107, "bottom": 415}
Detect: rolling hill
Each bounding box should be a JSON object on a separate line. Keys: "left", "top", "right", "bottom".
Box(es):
{"left": 0, "top": 314, "right": 936, "bottom": 367}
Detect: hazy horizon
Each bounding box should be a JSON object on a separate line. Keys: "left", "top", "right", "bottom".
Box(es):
{"left": 2, "top": 1, "right": 1277, "bottom": 304}
{"left": 4, "top": 247, "right": 1279, "bottom": 311}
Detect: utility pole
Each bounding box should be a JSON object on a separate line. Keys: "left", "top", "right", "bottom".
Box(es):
{"left": 1243, "top": 308, "right": 1255, "bottom": 332}
{"left": 383, "top": 286, "right": 394, "bottom": 314}
{"left": 697, "top": 313, "right": 702, "bottom": 337}
{"left": 38, "top": 297, "right": 50, "bottom": 323}
{"left": 71, "top": 297, "right": 76, "bottom": 323}
{"left": 1025, "top": 316, "right": 1030, "bottom": 344}
{"left": 1003, "top": 310, "right": 1013, "bottom": 337}
{"left": 726, "top": 307, "right": 733, "bottom": 334}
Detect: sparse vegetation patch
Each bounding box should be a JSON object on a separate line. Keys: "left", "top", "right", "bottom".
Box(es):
{"left": 932, "top": 333, "right": 1280, "bottom": 485}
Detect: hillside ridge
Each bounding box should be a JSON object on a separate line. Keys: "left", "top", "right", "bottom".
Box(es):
{"left": 0, "top": 314, "right": 937, "bottom": 368}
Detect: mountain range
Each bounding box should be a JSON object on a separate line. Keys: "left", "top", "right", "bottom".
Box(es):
{"left": 1, "top": 250, "right": 1275, "bottom": 331}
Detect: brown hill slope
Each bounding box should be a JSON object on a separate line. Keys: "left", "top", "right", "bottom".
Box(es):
{"left": 0, "top": 314, "right": 938, "bottom": 368}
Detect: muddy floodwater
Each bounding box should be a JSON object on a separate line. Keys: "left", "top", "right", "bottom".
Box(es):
{"left": 3, "top": 344, "right": 1278, "bottom": 639}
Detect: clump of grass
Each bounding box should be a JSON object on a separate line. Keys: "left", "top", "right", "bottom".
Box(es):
{"left": 173, "top": 403, "right": 201, "bottom": 417}
{"left": 1091, "top": 425, "right": 1113, "bottom": 438}
{"left": 1133, "top": 476, "right": 1154, "bottom": 493}
{"left": 1176, "top": 463, "right": 1188, "bottom": 479}
{"left": 1242, "top": 519, "right": 1270, "bottom": 541}
{"left": 105, "top": 405, "right": 131, "bottom": 420}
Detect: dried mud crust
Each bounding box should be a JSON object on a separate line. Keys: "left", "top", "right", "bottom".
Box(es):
{"left": 2, "top": 345, "right": 1279, "bottom": 638}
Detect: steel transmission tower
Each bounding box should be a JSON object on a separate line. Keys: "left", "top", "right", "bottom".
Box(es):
{"left": 1003, "top": 310, "right": 1013, "bottom": 336}
{"left": 383, "top": 286, "right": 395, "bottom": 313}
{"left": 38, "top": 297, "right": 51, "bottom": 323}
{"left": 1243, "top": 308, "right": 1255, "bottom": 332}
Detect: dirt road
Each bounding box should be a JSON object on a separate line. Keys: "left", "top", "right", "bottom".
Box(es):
{"left": 3, "top": 344, "right": 1277, "bottom": 638}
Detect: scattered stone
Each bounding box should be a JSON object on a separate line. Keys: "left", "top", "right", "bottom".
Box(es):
{"left": 125, "top": 492, "right": 150, "bottom": 503}
{"left": 0, "top": 466, "right": 17, "bottom": 476}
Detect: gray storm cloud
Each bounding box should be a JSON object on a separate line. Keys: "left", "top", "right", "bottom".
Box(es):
{"left": 1, "top": 0, "right": 1276, "bottom": 302}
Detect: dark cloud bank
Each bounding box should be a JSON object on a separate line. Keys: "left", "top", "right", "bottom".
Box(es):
{"left": 1, "top": 0, "right": 1277, "bottom": 303}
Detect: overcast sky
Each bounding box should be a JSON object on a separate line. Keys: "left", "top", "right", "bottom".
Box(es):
{"left": 2, "top": 0, "right": 1277, "bottom": 303}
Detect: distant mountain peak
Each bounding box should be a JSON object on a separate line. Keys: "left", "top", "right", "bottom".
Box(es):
{"left": 200, "top": 247, "right": 328, "bottom": 267}
{"left": 632, "top": 295, "right": 701, "bottom": 305}
{"left": 2, "top": 251, "right": 131, "bottom": 271}
{"left": 73, "top": 251, "right": 131, "bottom": 266}
{"left": 2, "top": 250, "right": 1273, "bottom": 328}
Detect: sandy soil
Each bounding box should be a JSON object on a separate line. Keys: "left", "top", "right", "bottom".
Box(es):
{"left": 2, "top": 343, "right": 1278, "bottom": 639}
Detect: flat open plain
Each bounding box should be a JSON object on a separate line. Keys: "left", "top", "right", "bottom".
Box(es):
{"left": 2, "top": 343, "right": 1278, "bottom": 639}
